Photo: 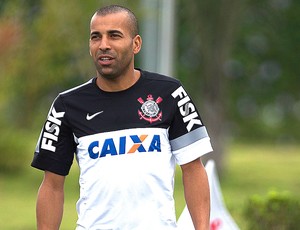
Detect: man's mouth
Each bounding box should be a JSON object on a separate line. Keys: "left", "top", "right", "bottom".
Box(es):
{"left": 99, "top": 57, "right": 112, "bottom": 61}
{"left": 98, "top": 56, "right": 114, "bottom": 65}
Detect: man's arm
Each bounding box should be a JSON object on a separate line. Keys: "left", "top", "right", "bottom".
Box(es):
{"left": 36, "top": 171, "right": 65, "bottom": 230}
{"left": 181, "top": 157, "right": 210, "bottom": 230}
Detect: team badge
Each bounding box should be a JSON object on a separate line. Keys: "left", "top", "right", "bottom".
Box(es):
{"left": 137, "top": 94, "right": 163, "bottom": 123}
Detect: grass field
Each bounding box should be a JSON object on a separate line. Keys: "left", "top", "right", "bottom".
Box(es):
{"left": 0, "top": 143, "right": 299, "bottom": 229}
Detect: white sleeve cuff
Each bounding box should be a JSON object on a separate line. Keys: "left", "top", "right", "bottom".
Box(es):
{"left": 173, "top": 137, "right": 213, "bottom": 165}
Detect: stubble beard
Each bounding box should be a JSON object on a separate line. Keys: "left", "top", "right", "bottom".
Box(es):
{"left": 95, "top": 57, "right": 132, "bottom": 80}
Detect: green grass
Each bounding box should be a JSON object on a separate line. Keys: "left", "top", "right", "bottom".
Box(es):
{"left": 220, "top": 143, "right": 300, "bottom": 228}
{"left": 0, "top": 143, "right": 299, "bottom": 229}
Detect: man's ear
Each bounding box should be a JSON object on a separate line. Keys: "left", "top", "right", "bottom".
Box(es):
{"left": 133, "top": 35, "right": 142, "bottom": 54}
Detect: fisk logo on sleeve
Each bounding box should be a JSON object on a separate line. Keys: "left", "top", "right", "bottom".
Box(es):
{"left": 41, "top": 107, "right": 65, "bottom": 152}
{"left": 171, "top": 86, "right": 202, "bottom": 132}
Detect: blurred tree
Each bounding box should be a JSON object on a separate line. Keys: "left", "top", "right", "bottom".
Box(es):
{"left": 229, "top": 0, "right": 300, "bottom": 142}
{"left": 176, "top": 0, "right": 300, "bottom": 171}
{"left": 176, "top": 0, "right": 244, "bottom": 171}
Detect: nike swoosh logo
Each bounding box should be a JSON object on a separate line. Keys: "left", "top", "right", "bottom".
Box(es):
{"left": 86, "top": 111, "right": 103, "bottom": 120}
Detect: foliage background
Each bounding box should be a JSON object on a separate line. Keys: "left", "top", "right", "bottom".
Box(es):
{"left": 176, "top": 0, "right": 300, "bottom": 143}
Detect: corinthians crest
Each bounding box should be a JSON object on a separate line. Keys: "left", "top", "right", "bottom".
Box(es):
{"left": 137, "top": 94, "right": 163, "bottom": 123}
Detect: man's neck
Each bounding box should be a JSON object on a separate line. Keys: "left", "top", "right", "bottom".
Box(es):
{"left": 96, "top": 69, "right": 141, "bottom": 92}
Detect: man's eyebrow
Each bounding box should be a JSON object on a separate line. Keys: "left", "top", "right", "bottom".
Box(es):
{"left": 90, "top": 30, "right": 124, "bottom": 37}
{"left": 90, "top": 31, "right": 100, "bottom": 36}
{"left": 107, "top": 30, "right": 123, "bottom": 35}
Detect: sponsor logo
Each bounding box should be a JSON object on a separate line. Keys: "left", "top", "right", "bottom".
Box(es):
{"left": 86, "top": 111, "right": 103, "bottom": 120}
{"left": 137, "top": 94, "right": 163, "bottom": 123}
{"left": 41, "top": 107, "right": 65, "bottom": 152}
{"left": 88, "top": 134, "right": 161, "bottom": 159}
{"left": 171, "top": 86, "right": 202, "bottom": 132}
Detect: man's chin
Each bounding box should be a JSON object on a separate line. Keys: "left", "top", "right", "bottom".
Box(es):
{"left": 98, "top": 70, "right": 119, "bottom": 80}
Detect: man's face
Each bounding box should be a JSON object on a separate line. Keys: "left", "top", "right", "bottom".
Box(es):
{"left": 89, "top": 12, "right": 141, "bottom": 79}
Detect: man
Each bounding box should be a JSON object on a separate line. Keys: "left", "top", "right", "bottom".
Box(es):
{"left": 32, "top": 5, "right": 213, "bottom": 230}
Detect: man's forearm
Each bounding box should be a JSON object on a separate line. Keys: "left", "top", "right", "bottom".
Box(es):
{"left": 36, "top": 173, "right": 65, "bottom": 230}
{"left": 182, "top": 159, "right": 210, "bottom": 230}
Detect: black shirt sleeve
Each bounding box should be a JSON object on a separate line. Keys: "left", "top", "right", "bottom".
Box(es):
{"left": 31, "top": 95, "right": 76, "bottom": 176}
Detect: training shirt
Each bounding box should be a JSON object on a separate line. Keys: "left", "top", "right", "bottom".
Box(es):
{"left": 31, "top": 69, "right": 213, "bottom": 230}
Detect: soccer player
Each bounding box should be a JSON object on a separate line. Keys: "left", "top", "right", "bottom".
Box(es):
{"left": 31, "top": 5, "right": 213, "bottom": 230}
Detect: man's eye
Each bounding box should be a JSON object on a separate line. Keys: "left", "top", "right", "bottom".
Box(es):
{"left": 91, "top": 35, "right": 100, "bottom": 40}
{"left": 111, "top": 34, "right": 121, "bottom": 38}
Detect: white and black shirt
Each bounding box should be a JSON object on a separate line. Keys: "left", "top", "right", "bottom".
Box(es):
{"left": 32, "top": 69, "right": 213, "bottom": 230}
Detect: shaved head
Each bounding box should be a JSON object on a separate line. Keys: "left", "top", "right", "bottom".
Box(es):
{"left": 93, "top": 5, "right": 139, "bottom": 38}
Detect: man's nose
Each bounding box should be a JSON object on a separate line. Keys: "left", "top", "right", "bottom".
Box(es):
{"left": 99, "top": 36, "right": 111, "bottom": 50}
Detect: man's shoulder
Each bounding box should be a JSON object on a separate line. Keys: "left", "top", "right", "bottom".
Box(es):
{"left": 141, "top": 69, "right": 180, "bottom": 85}
{"left": 58, "top": 78, "right": 95, "bottom": 98}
